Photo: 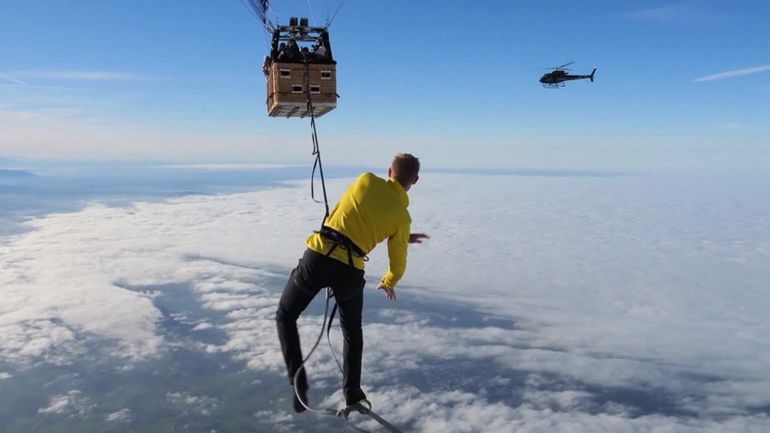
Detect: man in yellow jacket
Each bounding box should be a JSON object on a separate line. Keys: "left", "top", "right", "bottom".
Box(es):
{"left": 276, "top": 153, "right": 428, "bottom": 412}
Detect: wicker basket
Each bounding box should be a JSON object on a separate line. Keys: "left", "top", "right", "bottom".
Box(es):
{"left": 267, "top": 62, "right": 337, "bottom": 118}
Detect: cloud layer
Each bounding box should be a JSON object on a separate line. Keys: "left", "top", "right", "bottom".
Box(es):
{"left": 1, "top": 172, "right": 769, "bottom": 431}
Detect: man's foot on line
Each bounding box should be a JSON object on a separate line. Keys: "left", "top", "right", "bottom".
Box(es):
{"left": 345, "top": 390, "right": 368, "bottom": 407}
{"left": 347, "top": 398, "right": 372, "bottom": 414}
{"left": 293, "top": 385, "right": 309, "bottom": 413}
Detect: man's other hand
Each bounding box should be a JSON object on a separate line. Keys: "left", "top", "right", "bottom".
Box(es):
{"left": 378, "top": 284, "right": 397, "bottom": 302}
{"left": 409, "top": 233, "right": 429, "bottom": 244}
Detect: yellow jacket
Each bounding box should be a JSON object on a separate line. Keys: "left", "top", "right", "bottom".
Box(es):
{"left": 306, "top": 172, "right": 411, "bottom": 289}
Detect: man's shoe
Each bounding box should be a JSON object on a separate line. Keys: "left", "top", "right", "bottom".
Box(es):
{"left": 347, "top": 398, "right": 371, "bottom": 414}
{"left": 345, "top": 389, "right": 368, "bottom": 407}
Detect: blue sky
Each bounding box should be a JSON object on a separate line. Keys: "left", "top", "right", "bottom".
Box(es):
{"left": 1, "top": 0, "right": 768, "bottom": 170}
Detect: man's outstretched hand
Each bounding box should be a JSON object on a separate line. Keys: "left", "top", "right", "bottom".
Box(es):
{"left": 381, "top": 234, "right": 427, "bottom": 301}
{"left": 409, "top": 233, "right": 430, "bottom": 244}
{"left": 378, "top": 284, "right": 397, "bottom": 302}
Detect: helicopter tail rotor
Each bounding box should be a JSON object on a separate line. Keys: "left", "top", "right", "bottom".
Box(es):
{"left": 590, "top": 68, "right": 597, "bottom": 82}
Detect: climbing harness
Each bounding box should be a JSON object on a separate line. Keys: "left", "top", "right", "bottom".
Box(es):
{"left": 291, "top": 61, "right": 405, "bottom": 433}
{"left": 319, "top": 225, "right": 369, "bottom": 267}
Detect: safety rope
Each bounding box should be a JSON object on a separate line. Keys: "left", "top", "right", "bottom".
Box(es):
{"left": 304, "top": 62, "right": 331, "bottom": 229}
{"left": 290, "top": 62, "right": 338, "bottom": 416}
{"left": 291, "top": 289, "right": 404, "bottom": 433}
{"left": 291, "top": 61, "right": 405, "bottom": 433}
{"left": 292, "top": 288, "right": 338, "bottom": 416}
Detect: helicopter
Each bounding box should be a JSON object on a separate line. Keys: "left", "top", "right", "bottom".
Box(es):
{"left": 540, "top": 62, "right": 597, "bottom": 88}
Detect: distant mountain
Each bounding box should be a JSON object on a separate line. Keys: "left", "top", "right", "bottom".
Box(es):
{"left": 0, "top": 169, "right": 35, "bottom": 178}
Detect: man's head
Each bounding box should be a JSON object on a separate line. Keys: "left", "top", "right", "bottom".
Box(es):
{"left": 388, "top": 153, "right": 420, "bottom": 191}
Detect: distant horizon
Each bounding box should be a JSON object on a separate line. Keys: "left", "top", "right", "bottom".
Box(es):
{"left": 1, "top": 152, "right": 767, "bottom": 175}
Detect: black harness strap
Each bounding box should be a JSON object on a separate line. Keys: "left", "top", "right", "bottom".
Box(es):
{"left": 318, "top": 225, "right": 368, "bottom": 268}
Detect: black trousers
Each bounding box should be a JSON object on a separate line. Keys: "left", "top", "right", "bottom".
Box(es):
{"left": 276, "top": 249, "right": 367, "bottom": 405}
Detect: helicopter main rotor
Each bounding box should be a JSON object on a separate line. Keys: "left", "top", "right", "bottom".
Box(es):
{"left": 555, "top": 61, "right": 574, "bottom": 70}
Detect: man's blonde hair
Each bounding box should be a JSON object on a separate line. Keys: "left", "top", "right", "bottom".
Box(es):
{"left": 391, "top": 153, "right": 420, "bottom": 185}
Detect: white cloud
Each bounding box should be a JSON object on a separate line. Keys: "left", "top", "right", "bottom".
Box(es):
{"left": 105, "top": 408, "right": 132, "bottom": 422}
{"left": 723, "top": 122, "right": 745, "bottom": 129}
{"left": 0, "top": 204, "right": 167, "bottom": 365}
{"left": 623, "top": 4, "right": 721, "bottom": 24}
{"left": 38, "top": 390, "right": 95, "bottom": 417}
{"left": 0, "top": 73, "right": 27, "bottom": 85}
{"left": 694, "top": 65, "right": 770, "bottom": 82}
{"left": 0, "top": 372, "right": 11, "bottom": 380}
{"left": 0, "top": 318, "right": 83, "bottom": 365}
{"left": 254, "top": 409, "right": 292, "bottom": 423}
{"left": 192, "top": 322, "right": 214, "bottom": 331}
{"left": 322, "top": 386, "right": 770, "bottom": 433}
{"left": 166, "top": 391, "right": 220, "bottom": 416}
{"left": 4, "top": 70, "right": 153, "bottom": 82}
{"left": 624, "top": 4, "right": 689, "bottom": 22}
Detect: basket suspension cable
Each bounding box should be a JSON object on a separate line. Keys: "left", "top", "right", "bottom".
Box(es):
{"left": 305, "top": 61, "right": 331, "bottom": 228}
{"left": 326, "top": 0, "right": 348, "bottom": 27}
